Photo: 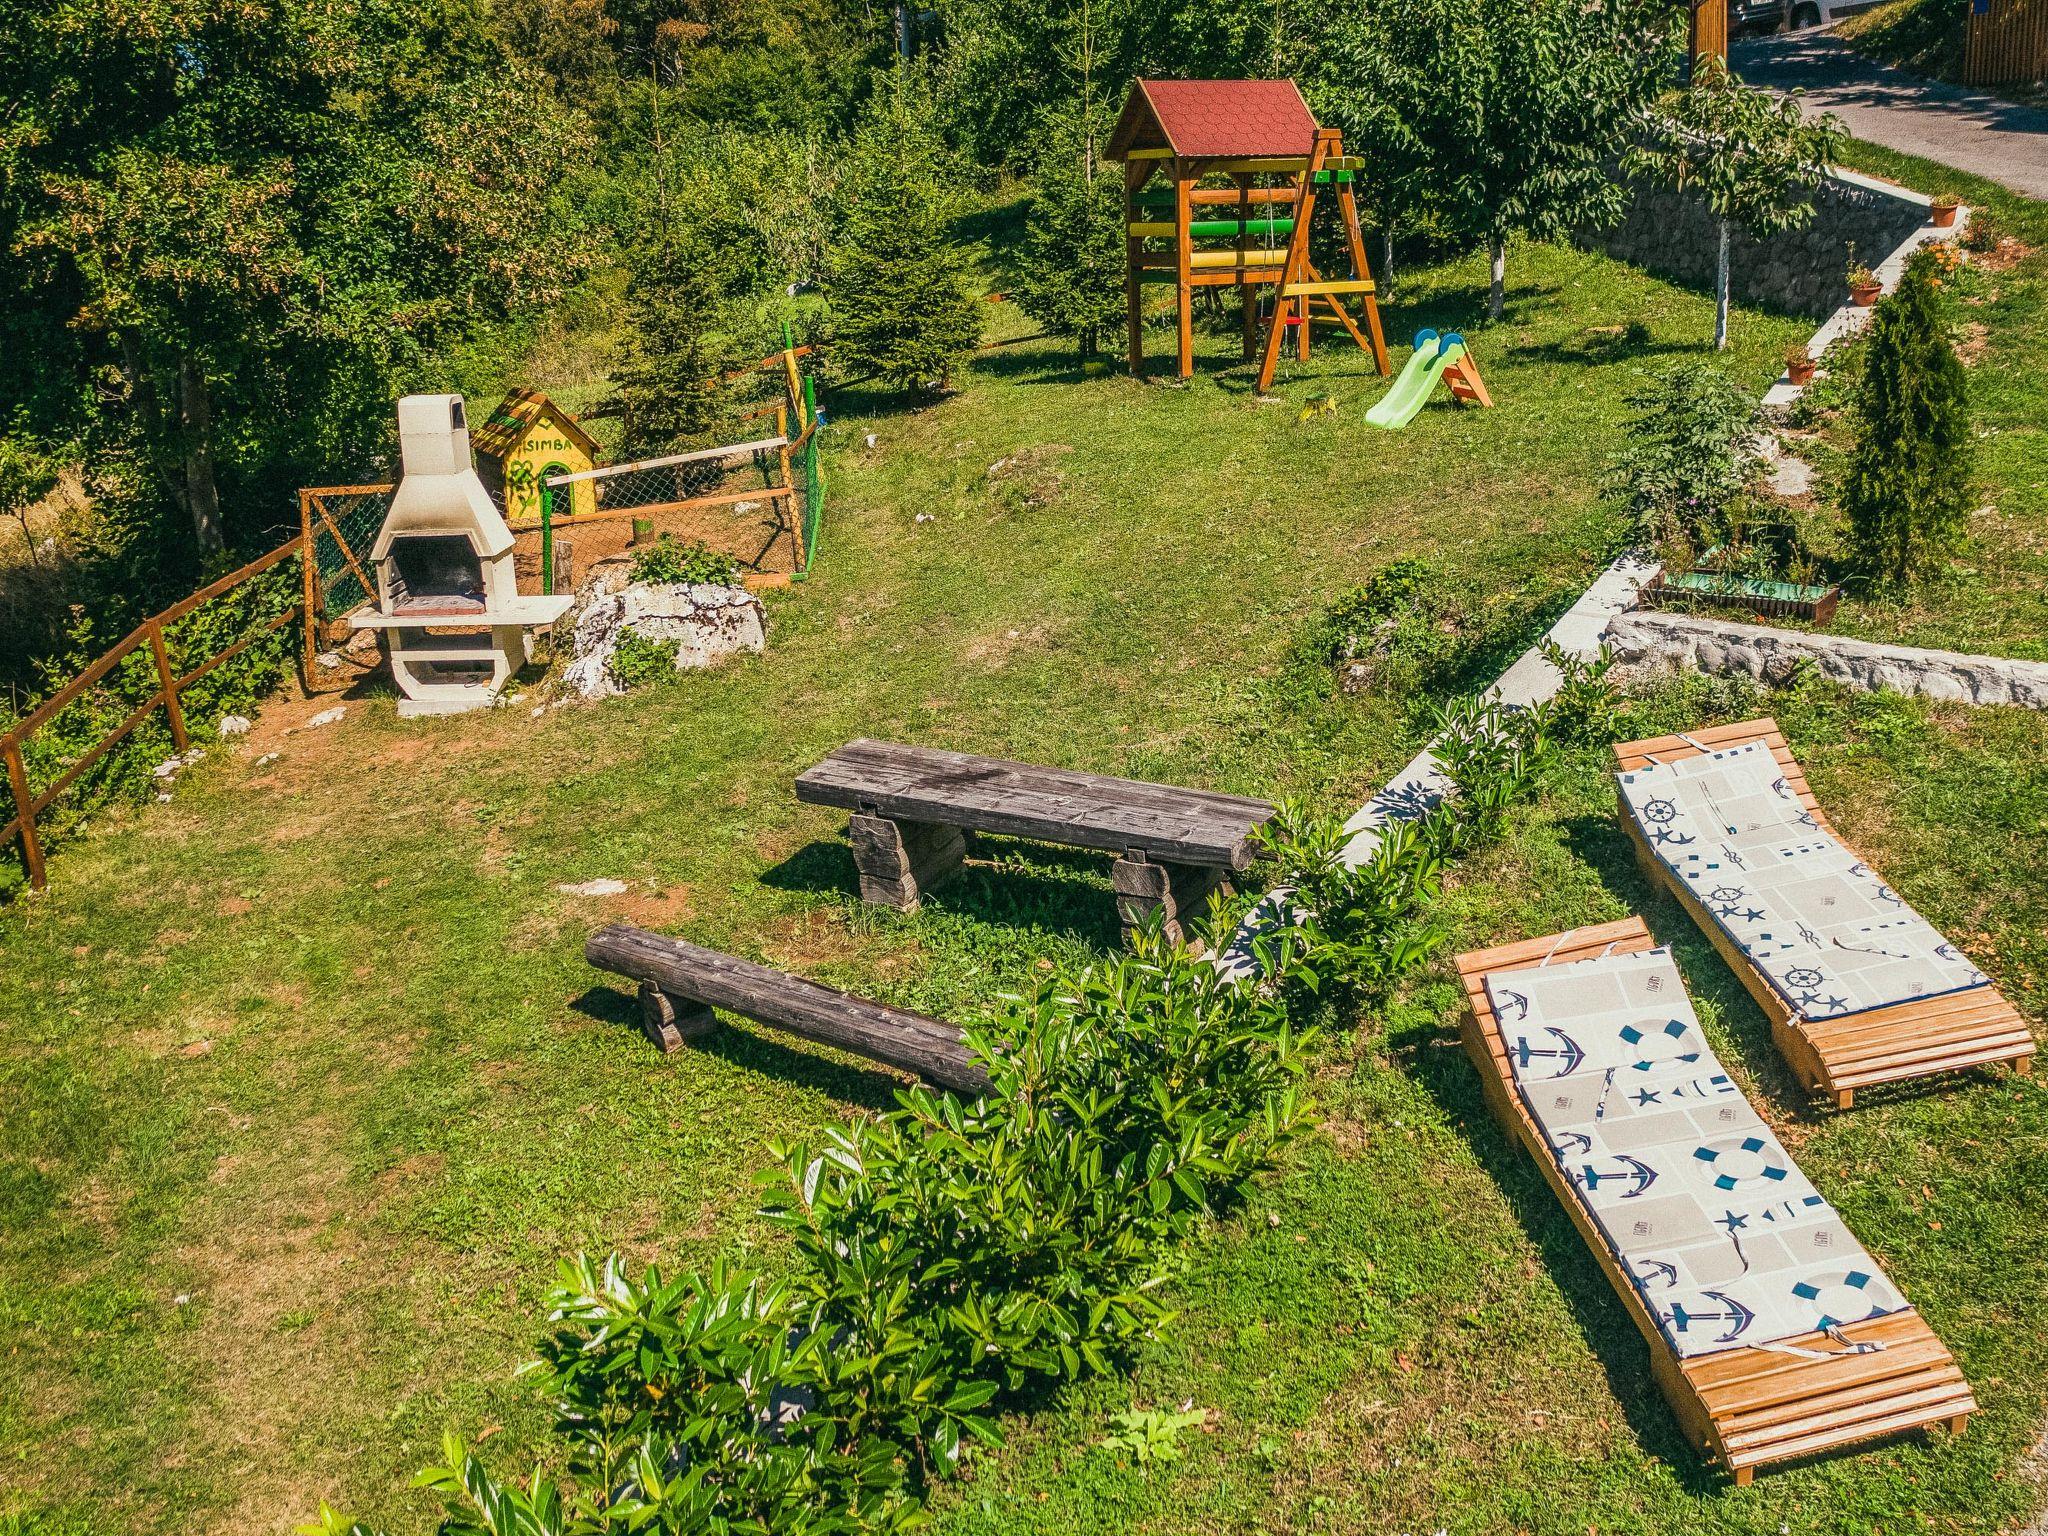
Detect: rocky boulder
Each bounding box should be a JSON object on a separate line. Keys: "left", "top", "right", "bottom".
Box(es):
{"left": 561, "top": 558, "right": 766, "bottom": 701}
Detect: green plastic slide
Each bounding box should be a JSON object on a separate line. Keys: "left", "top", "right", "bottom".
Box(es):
{"left": 1365, "top": 330, "right": 1463, "bottom": 430}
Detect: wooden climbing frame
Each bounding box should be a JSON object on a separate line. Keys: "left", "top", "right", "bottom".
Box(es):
{"left": 1107, "top": 79, "right": 1390, "bottom": 387}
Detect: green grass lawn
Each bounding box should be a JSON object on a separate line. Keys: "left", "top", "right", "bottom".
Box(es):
{"left": 2, "top": 153, "right": 2045, "bottom": 1536}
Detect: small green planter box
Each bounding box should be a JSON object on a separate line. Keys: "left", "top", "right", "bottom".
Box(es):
{"left": 1645, "top": 567, "right": 1841, "bottom": 625}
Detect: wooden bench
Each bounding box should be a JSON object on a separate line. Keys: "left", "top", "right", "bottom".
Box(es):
{"left": 585, "top": 924, "right": 988, "bottom": 1093}
{"left": 795, "top": 739, "right": 1277, "bottom": 945}
{"left": 1458, "top": 917, "right": 1976, "bottom": 1484}
{"left": 1613, "top": 718, "right": 2035, "bottom": 1109}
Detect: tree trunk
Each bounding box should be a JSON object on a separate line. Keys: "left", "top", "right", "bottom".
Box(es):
{"left": 1488, "top": 237, "right": 1506, "bottom": 321}
{"left": 1380, "top": 228, "right": 1396, "bottom": 299}
{"left": 179, "top": 357, "right": 225, "bottom": 556}
{"left": 1714, "top": 218, "right": 1731, "bottom": 352}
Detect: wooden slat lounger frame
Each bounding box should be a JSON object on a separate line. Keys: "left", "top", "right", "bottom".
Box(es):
{"left": 1612, "top": 717, "right": 2036, "bottom": 1109}
{"left": 1457, "top": 917, "right": 1977, "bottom": 1483}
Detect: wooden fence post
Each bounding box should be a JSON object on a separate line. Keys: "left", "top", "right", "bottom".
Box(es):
{"left": 777, "top": 404, "right": 804, "bottom": 573}
{"left": 4, "top": 739, "right": 44, "bottom": 890}
{"left": 148, "top": 619, "right": 189, "bottom": 752}
{"left": 299, "top": 492, "right": 319, "bottom": 673}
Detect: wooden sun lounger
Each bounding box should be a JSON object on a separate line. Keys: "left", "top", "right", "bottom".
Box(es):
{"left": 1457, "top": 917, "right": 1977, "bottom": 1484}
{"left": 1613, "top": 718, "right": 2036, "bottom": 1109}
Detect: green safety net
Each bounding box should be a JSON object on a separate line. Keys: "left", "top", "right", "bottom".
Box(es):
{"left": 310, "top": 489, "right": 392, "bottom": 618}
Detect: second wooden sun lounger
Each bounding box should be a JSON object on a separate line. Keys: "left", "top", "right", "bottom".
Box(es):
{"left": 1458, "top": 917, "right": 1976, "bottom": 1484}
{"left": 1613, "top": 718, "right": 2035, "bottom": 1109}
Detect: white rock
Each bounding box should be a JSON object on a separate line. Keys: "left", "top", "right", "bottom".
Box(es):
{"left": 530, "top": 706, "right": 545, "bottom": 719}
{"left": 217, "top": 715, "right": 252, "bottom": 738}
{"left": 305, "top": 706, "right": 346, "bottom": 728}
{"left": 560, "top": 575, "right": 767, "bottom": 702}
{"left": 155, "top": 792, "right": 172, "bottom": 803}
{"left": 254, "top": 753, "right": 280, "bottom": 768}
{"left": 315, "top": 651, "right": 342, "bottom": 671}
{"left": 153, "top": 758, "right": 181, "bottom": 779}
{"left": 556, "top": 878, "right": 629, "bottom": 897}
{"left": 1607, "top": 611, "right": 2048, "bottom": 709}
{"left": 915, "top": 513, "right": 934, "bottom": 524}
{"left": 863, "top": 433, "right": 878, "bottom": 450}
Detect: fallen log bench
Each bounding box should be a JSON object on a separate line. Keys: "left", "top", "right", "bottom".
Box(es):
{"left": 586, "top": 925, "right": 989, "bottom": 1092}
{"left": 794, "top": 739, "right": 1277, "bottom": 945}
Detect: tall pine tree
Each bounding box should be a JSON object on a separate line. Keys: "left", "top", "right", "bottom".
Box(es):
{"left": 1844, "top": 251, "right": 1972, "bottom": 589}
{"left": 828, "top": 70, "right": 981, "bottom": 394}
{"left": 609, "top": 232, "right": 729, "bottom": 453}
{"left": 1014, "top": 113, "right": 1123, "bottom": 359}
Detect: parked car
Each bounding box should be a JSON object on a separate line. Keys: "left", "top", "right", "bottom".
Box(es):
{"left": 1731, "top": 0, "right": 1882, "bottom": 33}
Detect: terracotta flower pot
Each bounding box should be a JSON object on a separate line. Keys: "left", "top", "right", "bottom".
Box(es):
{"left": 1930, "top": 201, "right": 1960, "bottom": 228}
{"left": 1786, "top": 354, "right": 1817, "bottom": 386}
{"left": 1850, "top": 280, "right": 1882, "bottom": 307}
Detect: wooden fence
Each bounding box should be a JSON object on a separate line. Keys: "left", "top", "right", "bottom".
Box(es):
{"left": 1963, "top": 0, "right": 2048, "bottom": 85}
{"left": 2, "top": 533, "right": 309, "bottom": 891}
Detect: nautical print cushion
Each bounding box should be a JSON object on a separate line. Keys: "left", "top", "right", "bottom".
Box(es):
{"left": 1487, "top": 947, "right": 1907, "bottom": 1358}
{"left": 1617, "top": 742, "right": 1986, "bottom": 1021}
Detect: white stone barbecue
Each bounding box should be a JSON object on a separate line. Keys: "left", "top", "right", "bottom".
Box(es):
{"left": 350, "top": 395, "right": 572, "bottom": 716}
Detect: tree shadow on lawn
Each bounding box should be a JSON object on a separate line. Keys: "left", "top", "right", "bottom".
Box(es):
{"left": 1502, "top": 323, "right": 1703, "bottom": 369}
{"left": 760, "top": 833, "right": 1124, "bottom": 951}
{"left": 568, "top": 981, "right": 912, "bottom": 1114}
{"left": 1397, "top": 1011, "right": 1723, "bottom": 1495}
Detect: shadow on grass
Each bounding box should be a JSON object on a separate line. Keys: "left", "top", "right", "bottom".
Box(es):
{"left": 1503, "top": 322, "right": 1703, "bottom": 368}
{"left": 1397, "top": 1017, "right": 1723, "bottom": 1496}
{"left": 763, "top": 833, "right": 1124, "bottom": 950}
{"left": 568, "top": 981, "right": 913, "bottom": 1113}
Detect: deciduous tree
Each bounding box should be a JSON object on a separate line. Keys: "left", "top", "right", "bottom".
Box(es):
{"left": 1629, "top": 58, "right": 1845, "bottom": 349}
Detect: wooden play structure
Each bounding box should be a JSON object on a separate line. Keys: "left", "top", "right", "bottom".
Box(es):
{"left": 1458, "top": 917, "right": 1978, "bottom": 1485}
{"left": 1107, "top": 79, "right": 1390, "bottom": 392}
{"left": 1613, "top": 718, "right": 2035, "bottom": 1108}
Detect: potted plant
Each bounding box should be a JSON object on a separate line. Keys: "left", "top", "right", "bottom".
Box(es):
{"left": 1929, "top": 193, "right": 1961, "bottom": 228}
{"left": 1847, "top": 261, "right": 1882, "bottom": 306}
{"left": 1785, "top": 344, "right": 1817, "bottom": 386}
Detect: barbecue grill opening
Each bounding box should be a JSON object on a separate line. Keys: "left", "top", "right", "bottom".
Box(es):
{"left": 385, "top": 533, "right": 486, "bottom": 615}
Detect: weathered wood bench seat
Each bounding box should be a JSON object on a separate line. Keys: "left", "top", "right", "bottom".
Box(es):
{"left": 586, "top": 924, "right": 988, "bottom": 1092}
{"left": 795, "top": 739, "right": 1277, "bottom": 944}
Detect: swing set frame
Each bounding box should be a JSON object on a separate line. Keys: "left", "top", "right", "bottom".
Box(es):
{"left": 1107, "top": 79, "right": 1391, "bottom": 391}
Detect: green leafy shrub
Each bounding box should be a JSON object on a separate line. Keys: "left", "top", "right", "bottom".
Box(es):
{"left": 628, "top": 535, "right": 741, "bottom": 588}
{"left": 1424, "top": 693, "right": 1558, "bottom": 854}
{"left": 304, "top": 699, "right": 1573, "bottom": 1533}
{"left": 1538, "top": 640, "right": 1629, "bottom": 746}
{"left": 1845, "top": 249, "right": 1973, "bottom": 590}
{"left": 1296, "top": 557, "right": 1469, "bottom": 696}
{"left": 1256, "top": 809, "right": 1447, "bottom": 1020}
{"left": 1606, "top": 362, "right": 1764, "bottom": 550}
{"left": 606, "top": 628, "right": 679, "bottom": 691}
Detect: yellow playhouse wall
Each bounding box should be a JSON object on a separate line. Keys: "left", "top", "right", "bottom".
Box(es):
{"left": 500, "top": 417, "right": 595, "bottom": 521}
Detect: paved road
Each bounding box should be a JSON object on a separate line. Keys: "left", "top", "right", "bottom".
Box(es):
{"left": 1731, "top": 30, "right": 2048, "bottom": 201}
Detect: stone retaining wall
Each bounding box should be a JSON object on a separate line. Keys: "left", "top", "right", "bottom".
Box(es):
{"left": 1606, "top": 611, "right": 2048, "bottom": 708}
{"left": 1583, "top": 170, "right": 1929, "bottom": 319}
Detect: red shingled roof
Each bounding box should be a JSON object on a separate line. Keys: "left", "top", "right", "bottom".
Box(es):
{"left": 1108, "top": 79, "right": 1318, "bottom": 162}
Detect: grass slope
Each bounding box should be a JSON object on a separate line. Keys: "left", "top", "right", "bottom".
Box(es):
{"left": 2, "top": 160, "right": 2045, "bottom": 1536}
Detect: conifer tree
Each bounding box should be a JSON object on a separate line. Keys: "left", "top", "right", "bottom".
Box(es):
{"left": 829, "top": 70, "right": 981, "bottom": 394}
{"left": 1014, "top": 109, "right": 1124, "bottom": 360}
{"left": 1844, "top": 251, "right": 1972, "bottom": 588}
{"left": 610, "top": 233, "right": 727, "bottom": 453}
